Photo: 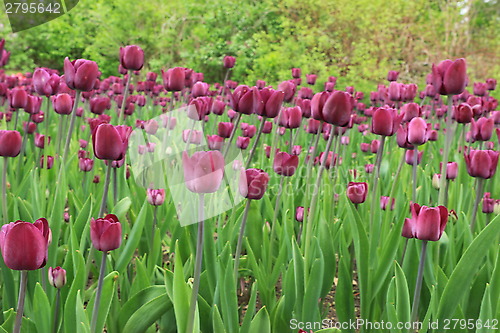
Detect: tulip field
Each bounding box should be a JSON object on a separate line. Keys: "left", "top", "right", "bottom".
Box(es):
{"left": 0, "top": 35, "right": 499, "bottom": 333}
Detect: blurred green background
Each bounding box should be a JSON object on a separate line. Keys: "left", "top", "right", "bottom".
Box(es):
{"left": 1, "top": 0, "right": 499, "bottom": 91}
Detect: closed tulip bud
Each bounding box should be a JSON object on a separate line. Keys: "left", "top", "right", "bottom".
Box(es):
{"left": 182, "top": 129, "right": 202, "bottom": 145}
{"left": 79, "top": 158, "right": 94, "bottom": 172}
{"left": 365, "top": 163, "right": 374, "bottom": 173}
{"left": 10, "top": 88, "right": 28, "bottom": 109}
{"left": 306, "top": 74, "right": 317, "bottom": 85}
{"left": 346, "top": 182, "right": 368, "bottom": 204}
{"left": 241, "top": 123, "right": 257, "bottom": 138}
{"left": 464, "top": 149, "right": 499, "bottom": 179}
{"left": 34, "top": 133, "right": 49, "bottom": 149}
{"left": 292, "top": 145, "right": 302, "bottom": 155}
{"left": 405, "top": 149, "right": 423, "bottom": 165}
{"left": 120, "top": 45, "right": 144, "bottom": 71}
{"left": 207, "top": 135, "right": 224, "bottom": 150}
{"left": 311, "top": 91, "right": 330, "bottom": 121}
{"left": 182, "top": 151, "right": 224, "bottom": 193}
{"left": 0, "top": 218, "right": 51, "bottom": 270}
{"left": 307, "top": 118, "right": 321, "bottom": 134}
{"left": 432, "top": 173, "right": 441, "bottom": 189}
{"left": 64, "top": 58, "right": 99, "bottom": 92}
{"left": 239, "top": 168, "right": 269, "bottom": 200}
{"left": 445, "top": 162, "right": 458, "bottom": 180}
{"left": 93, "top": 175, "right": 100, "bottom": 183}
{"left": 223, "top": 56, "right": 236, "bottom": 69}
{"left": 370, "top": 140, "right": 380, "bottom": 153}
{"left": 146, "top": 189, "right": 166, "bottom": 206}
{"left": 92, "top": 124, "right": 132, "bottom": 161}
{"left": 388, "top": 82, "right": 402, "bottom": 101}
{"left": 48, "top": 266, "right": 67, "bottom": 288}
{"left": 473, "top": 82, "right": 487, "bottom": 97}
{"left": 211, "top": 100, "right": 226, "bottom": 115}
{"left": 162, "top": 67, "right": 185, "bottom": 92}
{"left": 380, "top": 196, "right": 395, "bottom": 210}
{"left": 470, "top": 117, "right": 494, "bottom": 142}
{"left": 273, "top": 151, "right": 299, "bottom": 176}
{"left": 431, "top": 58, "right": 467, "bottom": 96}
{"left": 371, "top": 106, "right": 402, "bottom": 136}
{"left": 279, "top": 107, "right": 302, "bottom": 128}
{"left": 407, "top": 117, "right": 428, "bottom": 145}
{"left": 89, "top": 97, "right": 111, "bottom": 115}
{"left": 90, "top": 214, "right": 122, "bottom": 252}
{"left": 40, "top": 155, "right": 54, "bottom": 169}
{"left": 401, "top": 103, "right": 421, "bottom": 122}
{"left": 144, "top": 120, "right": 159, "bottom": 135}
{"left": 192, "top": 82, "right": 209, "bottom": 98}
{"left": 33, "top": 68, "right": 59, "bottom": 96}
{"left": 218, "top": 122, "right": 234, "bottom": 138}
{"left": 360, "top": 143, "right": 370, "bottom": 153}
{"left": 262, "top": 121, "right": 273, "bottom": 133}
{"left": 278, "top": 80, "right": 296, "bottom": 103}
{"left": 291, "top": 68, "right": 301, "bottom": 79}
{"left": 486, "top": 78, "right": 497, "bottom": 91}
{"left": 52, "top": 93, "right": 74, "bottom": 115}
{"left": 236, "top": 136, "right": 250, "bottom": 149}
{"left": 482, "top": 193, "right": 495, "bottom": 214}
{"left": 424, "top": 84, "right": 436, "bottom": 98}
{"left": 322, "top": 91, "right": 352, "bottom": 126}
{"left": 387, "top": 70, "right": 399, "bottom": 82}
{"left": 295, "top": 206, "right": 305, "bottom": 222}
{"left": 403, "top": 203, "right": 448, "bottom": 241}
{"left": 0, "top": 130, "right": 22, "bottom": 157}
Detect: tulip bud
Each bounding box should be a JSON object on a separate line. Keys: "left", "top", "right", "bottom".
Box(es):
{"left": 402, "top": 203, "right": 448, "bottom": 241}
{"left": 53, "top": 93, "right": 73, "bottom": 115}
{"left": 182, "top": 151, "right": 225, "bottom": 193}
{"left": 120, "top": 45, "right": 144, "bottom": 71}
{"left": 371, "top": 106, "right": 402, "bottom": 136}
{"left": 40, "top": 155, "right": 54, "bottom": 169}
{"left": 445, "top": 162, "right": 458, "bottom": 180}
{"left": 380, "top": 196, "right": 395, "bottom": 210}
{"left": 0, "top": 130, "right": 22, "bottom": 157}
{"left": 464, "top": 149, "right": 499, "bottom": 179}
{"left": 239, "top": 168, "right": 269, "bottom": 200}
{"left": 405, "top": 149, "right": 423, "bottom": 165}
{"left": 322, "top": 91, "right": 352, "bottom": 126}
{"left": 407, "top": 117, "right": 428, "bottom": 146}
{"left": 387, "top": 70, "right": 399, "bottom": 82}
{"left": 90, "top": 214, "right": 122, "bottom": 252}
{"left": 207, "top": 135, "right": 224, "bottom": 150}
{"left": 236, "top": 136, "right": 250, "bottom": 149}
{"left": 482, "top": 193, "right": 495, "bottom": 214}
{"left": 92, "top": 124, "right": 132, "bottom": 161}
{"left": 273, "top": 152, "right": 299, "bottom": 176}
{"left": 223, "top": 56, "right": 236, "bottom": 69}
{"left": 146, "top": 189, "right": 166, "bottom": 206}
{"left": 431, "top": 58, "right": 467, "bottom": 96}
{"left": 432, "top": 173, "right": 441, "bottom": 190}
{"left": 79, "top": 158, "right": 94, "bottom": 172}
{"left": 64, "top": 58, "right": 100, "bottom": 92}
{"left": 48, "top": 266, "right": 67, "bottom": 288}
{"left": 346, "top": 182, "right": 368, "bottom": 204}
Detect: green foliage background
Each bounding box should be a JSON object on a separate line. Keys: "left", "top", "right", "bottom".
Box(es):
{"left": 1, "top": 0, "right": 499, "bottom": 90}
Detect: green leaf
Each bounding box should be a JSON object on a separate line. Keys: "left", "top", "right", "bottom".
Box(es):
{"left": 112, "top": 197, "right": 132, "bottom": 222}
{"left": 63, "top": 249, "right": 86, "bottom": 333}
{"left": 32, "top": 283, "right": 51, "bottom": 333}
{"left": 241, "top": 281, "right": 258, "bottom": 333}
{"left": 115, "top": 200, "right": 147, "bottom": 272}
{"left": 86, "top": 270, "right": 119, "bottom": 333}
{"left": 211, "top": 305, "right": 227, "bottom": 333}
{"left": 172, "top": 241, "right": 191, "bottom": 333}
{"left": 75, "top": 290, "right": 90, "bottom": 333}
{"left": 249, "top": 306, "right": 270, "bottom": 333}
{"left": 336, "top": 254, "right": 355, "bottom": 333}
{"left": 122, "top": 291, "right": 171, "bottom": 333}
{"left": 394, "top": 262, "right": 410, "bottom": 325}
{"left": 118, "top": 286, "right": 167, "bottom": 331}
{"left": 437, "top": 215, "right": 500, "bottom": 320}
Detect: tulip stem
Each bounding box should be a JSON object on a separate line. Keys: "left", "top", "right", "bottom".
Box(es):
{"left": 245, "top": 117, "right": 266, "bottom": 169}
{"left": 289, "top": 128, "right": 293, "bottom": 153}
{"left": 389, "top": 152, "right": 406, "bottom": 200}
{"left": 412, "top": 147, "right": 418, "bottom": 203}
{"left": 187, "top": 194, "right": 204, "bottom": 333}
{"left": 99, "top": 162, "right": 113, "bottom": 217}
{"left": 437, "top": 96, "right": 454, "bottom": 205}
{"left": 304, "top": 125, "right": 335, "bottom": 281}
{"left": 14, "top": 110, "right": 20, "bottom": 131}
{"left": 13, "top": 270, "right": 28, "bottom": 333}
{"left": 183, "top": 120, "right": 196, "bottom": 153}
{"left": 409, "top": 240, "right": 428, "bottom": 332}
{"left": 470, "top": 178, "right": 484, "bottom": 233}
{"left": 118, "top": 70, "right": 132, "bottom": 125}
{"left": 269, "top": 175, "right": 285, "bottom": 264}
{"left": 62, "top": 90, "right": 81, "bottom": 163}
{"left": 234, "top": 199, "right": 252, "bottom": 282}
{"left": 16, "top": 116, "right": 30, "bottom": 184}
{"left": 152, "top": 205, "right": 158, "bottom": 245}
{"left": 52, "top": 289, "right": 61, "bottom": 333}
{"left": 369, "top": 135, "right": 386, "bottom": 229}
{"left": 223, "top": 113, "right": 241, "bottom": 159}
{"left": 91, "top": 252, "right": 107, "bottom": 333}
{"left": 2, "top": 157, "right": 8, "bottom": 222}
{"left": 113, "top": 167, "right": 118, "bottom": 205}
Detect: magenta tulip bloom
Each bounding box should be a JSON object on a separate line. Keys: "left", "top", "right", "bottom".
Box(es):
{"left": 387, "top": 70, "right": 399, "bottom": 82}
{"left": 33, "top": 68, "right": 59, "bottom": 96}
{"left": 380, "top": 196, "right": 395, "bottom": 211}
{"left": 218, "top": 122, "right": 234, "bottom": 138}
{"left": 64, "top": 58, "right": 100, "bottom": 92}
{"left": 407, "top": 117, "right": 428, "bottom": 146}
{"left": 182, "top": 151, "right": 224, "bottom": 193}
{"left": 48, "top": 266, "right": 67, "bottom": 288}
{"left": 402, "top": 203, "right": 448, "bottom": 241}
{"left": 182, "top": 129, "right": 202, "bottom": 145}
{"left": 0, "top": 218, "right": 51, "bottom": 270}
{"left": 371, "top": 106, "right": 402, "bottom": 136}
{"left": 9, "top": 87, "right": 28, "bottom": 109}
{"left": 89, "top": 97, "right": 111, "bottom": 115}
{"left": 52, "top": 93, "right": 73, "bottom": 115}
{"left": 454, "top": 103, "right": 473, "bottom": 124}
{"left": 486, "top": 78, "right": 497, "bottom": 91}
{"left": 92, "top": 124, "right": 132, "bottom": 161}
{"left": 257, "top": 88, "right": 284, "bottom": 118}
{"left": 90, "top": 214, "right": 122, "bottom": 252}
{"left": 0, "top": 130, "right": 22, "bottom": 157}
{"left": 239, "top": 168, "right": 269, "bottom": 200}
{"left": 273, "top": 152, "right": 299, "bottom": 176}
{"left": 405, "top": 149, "right": 423, "bottom": 165}
{"left": 120, "top": 45, "right": 144, "bottom": 71}
{"left": 306, "top": 74, "right": 317, "bottom": 85}
{"left": 473, "top": 82, "right": 487, "bottom": 97}
{"left": 445, "top": 162, "right": 458, "bottom": 180}
{"left": 146, "top": 189, "right": 166, "bottom": 206}
{"left": 464, "top": 149, "right": 499, "bottom": 179}
{"left": 236, "top": 136, "right": 250, "bottom": 149}
{"left": 431, "top": 58, "right": 467, "bottom": 96}
{"left": 322, "top": 91, "right": 352, "bottom": 126}
{"left": 223, "top": 56, "right": 236, "bottom": 69}
{"left": 207, "top": 135, "right": 224, "bottom": 150}
{"left": 295, "top": 206, "right": 305, "bottom": 222}
{"left": 346, "top": 182, "right": 368, "bottom": 204}
{"left": 162, "top": 67, "right": 185, "bottom": 92}
{"left": 470, "top": 117, "right": 494, "bottom": 142}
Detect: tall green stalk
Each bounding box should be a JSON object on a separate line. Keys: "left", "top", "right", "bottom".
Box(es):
{"left": 13, "top": 270, "right": 28, "bottom": 333}
{"left": 90, "top": 252, "right": 107, "bottom": 333}
{"left": 437, "top": 96, "right": 454, "bottom": 205}
{"left": 409, "top": 241, "right": 428, "bottom": 333}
